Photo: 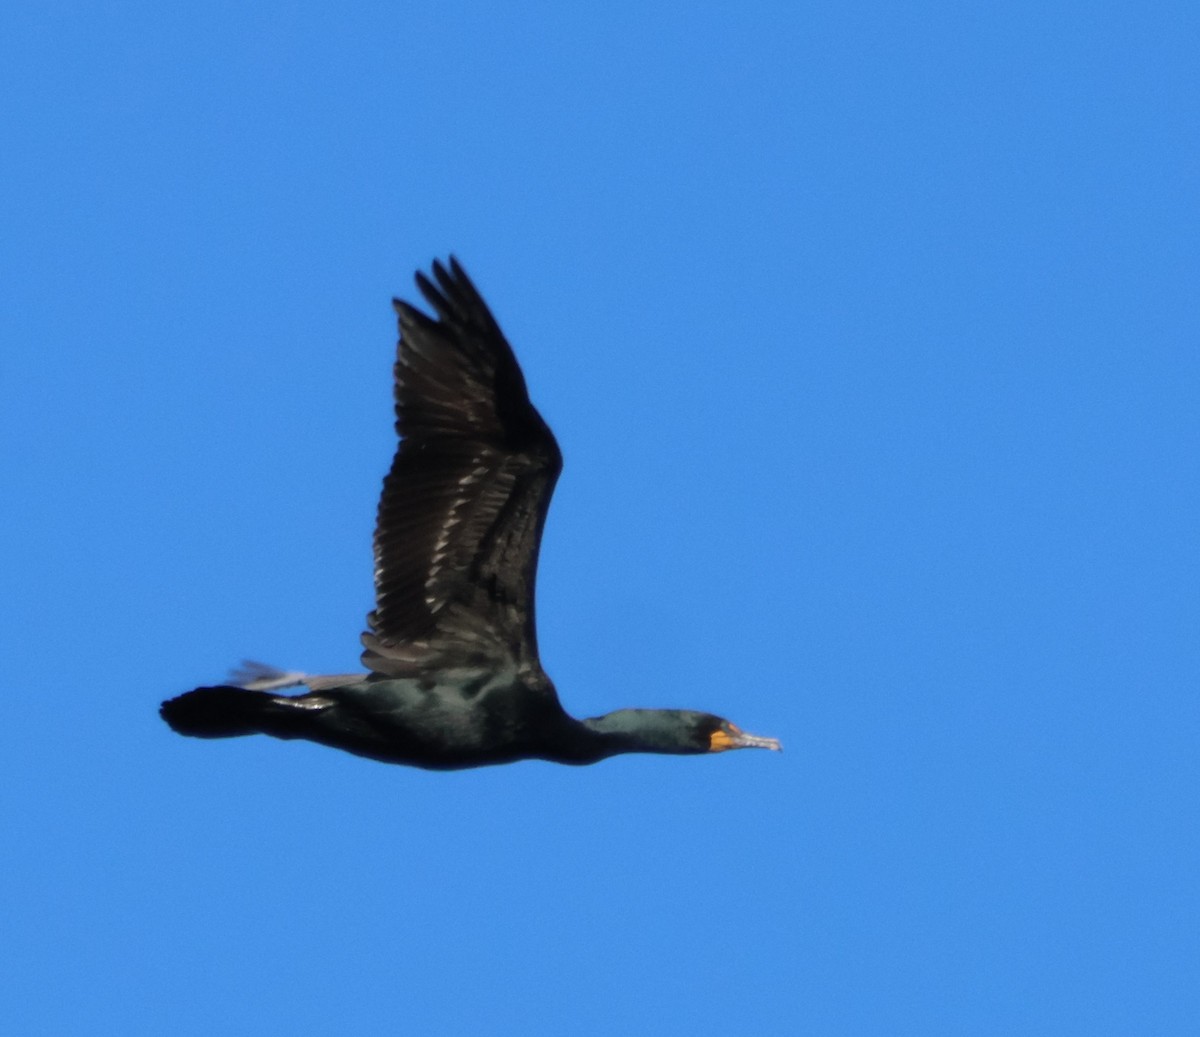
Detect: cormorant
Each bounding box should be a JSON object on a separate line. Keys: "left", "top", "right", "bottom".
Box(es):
{"left": 160, "top": 259, "right": 781, "bottom": 769}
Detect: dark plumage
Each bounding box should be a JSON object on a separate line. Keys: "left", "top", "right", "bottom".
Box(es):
{"left": 160, "top": 259, "right": 780, "bottom": 769}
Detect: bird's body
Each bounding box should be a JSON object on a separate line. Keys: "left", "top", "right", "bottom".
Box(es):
{"left": 161, "top": 259, "right": 780, "bottom": 768}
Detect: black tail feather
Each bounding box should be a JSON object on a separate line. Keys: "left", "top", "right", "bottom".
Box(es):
{"left": 160, "top": 686, "right": 282, "bottom": 739}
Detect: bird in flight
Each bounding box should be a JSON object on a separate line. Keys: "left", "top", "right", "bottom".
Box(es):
{"left": 160, "top": 259, "right": 780, "bottom": 769}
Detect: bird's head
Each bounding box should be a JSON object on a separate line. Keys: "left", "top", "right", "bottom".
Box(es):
{"left": 583, "top": 709, "right": 782, "bottom": 756}
{"left": 696, "top": 713, "right": 783, "bottom": 754}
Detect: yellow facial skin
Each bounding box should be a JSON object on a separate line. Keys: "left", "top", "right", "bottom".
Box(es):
{"left": 709, "top": 725, "right": 743, "bottom": 751}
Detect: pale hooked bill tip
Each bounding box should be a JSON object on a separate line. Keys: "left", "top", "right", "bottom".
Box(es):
{"left": 738, "top": 731, "right": 783, "bottom": 752}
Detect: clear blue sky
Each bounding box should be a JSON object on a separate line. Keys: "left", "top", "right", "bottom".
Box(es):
{"left": 3, "top": 1, "right": 1197, "bottom": 1034}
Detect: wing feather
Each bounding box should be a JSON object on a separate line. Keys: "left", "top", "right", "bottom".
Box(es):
{"left": 361, "top": 259, "right": 562, "bottom": 677}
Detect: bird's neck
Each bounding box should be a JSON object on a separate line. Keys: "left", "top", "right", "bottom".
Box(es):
{"left": 546, "top": 709, "right": 697, "bottom": 763}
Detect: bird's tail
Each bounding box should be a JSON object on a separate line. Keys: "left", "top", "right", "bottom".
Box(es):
{"left": 160, "top": 686, "right": 300, "bottom": 739}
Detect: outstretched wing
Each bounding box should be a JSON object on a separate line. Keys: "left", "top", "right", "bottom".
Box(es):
{"left": 361, "top": 258, "right": 562, "bottom": 677}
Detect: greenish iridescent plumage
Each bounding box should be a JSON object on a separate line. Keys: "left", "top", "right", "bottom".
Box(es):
{"left": 160, "top": 258, "right": 780, "bottom": 768}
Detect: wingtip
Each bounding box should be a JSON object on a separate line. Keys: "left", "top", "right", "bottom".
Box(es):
{"left": 408, "top": 256, "right": 481, "bottom": 327}
{"left": 414, "top": 256, "right": 469, "bottom": 289}
{"left": 414, "top": 268, "right": 440, "bottom": 306}
{"left": 393, "top": 299, "right": 437, "bottom": 332}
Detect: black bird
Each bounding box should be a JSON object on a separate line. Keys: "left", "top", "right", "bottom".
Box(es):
{"left": 160, "top": 259, "right": 781, "bottom": 769}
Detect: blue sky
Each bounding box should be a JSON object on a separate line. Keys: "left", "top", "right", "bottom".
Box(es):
{"left": 3, "top": 1, "right": 1197, "bottom": 1033}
